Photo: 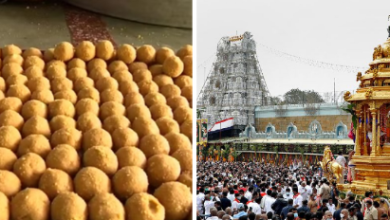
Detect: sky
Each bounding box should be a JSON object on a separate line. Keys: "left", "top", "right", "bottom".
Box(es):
{"left": 196, "top": 0, "right": 390, "bottom": 100}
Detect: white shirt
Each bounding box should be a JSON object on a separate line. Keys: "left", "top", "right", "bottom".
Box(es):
{"left": 232, "top": 200, "right": 238, "bottom": 210}
{"left": 248, "top": 202, "right": 262, "bottom": 215}
{"left": 244, "top": 191, "right": 253, "bottom": 201}
{"left": 327, "top": 203, "right": 336, "bottom": 214}
{"left": 227, "top": 193, "right": 235, "bottom": 202}
{"left": 265, "top": 197, "right": 276, "bottom": 214}
{"left": 206, "top": 217, "right": 219, "bottom": 220}
{"left": 204, "top": 200, "right": 215, "bottom": 215}
{"left": 298, "top": 185, "right": 311, "bottom": 201}
{"left": 197, "top": 193, "right": 205, "bottom": 211}
{"left": 336, "top": 155, "right": 347, "bottom": 168}
{"left": 293, "top": 194, "right": 303, "bottom": 208}
{"left": 284, "top": 192, "right": 293, "bottom": 201}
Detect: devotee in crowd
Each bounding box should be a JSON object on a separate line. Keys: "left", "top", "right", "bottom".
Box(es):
{"left": 364, "top": 201, "right": 378, "bottom": 220}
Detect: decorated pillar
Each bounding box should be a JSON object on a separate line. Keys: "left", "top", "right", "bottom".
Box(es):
{"left": 355, "top": 110, "right": 362, "bottom": 156}
{"left": 370, "top": 108, "right": 378, "bottom": 156}
{"left": 363, "top": 107, "right": 368, "bottom": 156}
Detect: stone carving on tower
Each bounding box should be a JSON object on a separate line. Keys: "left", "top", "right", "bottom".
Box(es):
{"left": 197, "top": 32, "right": 271, "bottom": 130}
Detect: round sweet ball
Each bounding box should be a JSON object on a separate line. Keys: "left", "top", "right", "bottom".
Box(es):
{"left": 178, "top": 171, "right": 192, "bottom": 191}
{"left": 54, "top": 90, "right": 78, "bottom": 104}
{"left": 173, "top": 106, "right": 192, "bottom": 124}
{"left": 49, "top": 99, "right": 75, "bottom": 118}
{"left": 180, "top": 119, "right": 192, "bottom": 140}
{"left": 139, "top": 134, "right": 170, "bottom": 158}
{"left": 174, "top": 75, "right": 192, "bottom": 89}
{"left": 46, "top": 64, "right": 67, "bottom": 80}
{"left": 96, "top": 40, "right": 115, "bottom": 61}
{"left": 13, "top": 152, "right": 46, "bottom": 187}
{"left": 160, "top": 84, "right": 181, "bottom": 99}
{"left": 181, "top": 85, "right": 192, "bottom": 102}
{"left": 38, "top": 168, "right": 73, "bottom": 200}
{"left": 88, "top": 193, "right": 125, "bottom": 220}
{"left": 132, "top": 116, "right": 160, "bottom": 139}
{"left": 150, "top": 104, "right": 173, "bottom": 120}
{"left": 124, "top": 91, "right": 144, "bottom": 107}
{"left": 47, "top": 60, "right": 67, "bottom": 72}
{"left": 103, "top": 115, "right": 130, "bottom": 134}
{"left": 144, "top": 92, "right": 166, "bottom": 107}
{"left": 6, "top": 74, "right": 27, "bottom": 86}
{"left": 156, "top": 117, "right": 180, "bottom": 135}
{"left": 2, "top": 44, "right": 22, "bottom": 56}
{"left": 112, "top": 70, "right": 133, "bottom": 83}
{"left": 68, "top": 58, "right": 86, "bottom": 70}
{"left": 119, "top": 80, "right": 139, "bottom": 95}
{"left": 11, "top": 188, "right": 50, "bottom": 220}
{"left": 17, "top": 134, "right": 51, "bottom": 158}
{"left": 116, "top": 146, "right": 146, "bottom": 169}
{"left": 0, "top": 192, "right": 9, "bottom": 220}
{"left": 133, "top": 69, "right": 152, "bottom": 83}
{"left": 0, "top": 148, "right": 17, "bottom": 170}
{"left": 2, "top": 63, "right": 23, "bottom": 80}
{"left": 108, "top": 60, "right": 128, "bottom": 73}
{"left": 0, "top": 97, "right": 23, "bottom": 114}
{"left": 165, "top": 132, "right": 191, "bottom": 155}
{"left": 50, "top": 77, "right": 73, "bottom": 93}
{"left": 167, "top": 96, "right": 189, "bottom": 110}
{"left": 27, "top": 76, "right": 51, "bottom": 93}
{"left": 89, "top": 67, "right": 111, "bottom": 82}
{"left": 172, "top": 149, "right": 192, "bottom": 173}
{"left": 125, "top": 193, "right": 165, "bottom": 220}
{"left": 99, "top": 101, "right": 125, "bottom": 120}
{"left": 0, "top": 125, "right": 21, "bottom": 151}
{"left": 138, "top": 80, "right": 159, "bottom": 96}
{"left": 154, "top": 182, "right": 192, "bottom": 220}
{"left": 0, "top": 91, "right": 5, "bottom": 101}
{"left": 54, "top": 41, "right": 74, "bottom": 62}
{"left": 23, "top": 56, "right": 45, "bottom": 70}
{"left": 156, "top": 47, "right": 175, "bottom": 64}
{"left": 0, "top": 77, "right": 5, "bottom": 92}
{"left": 96, "top": 76, "right": 119, "bottom": 92}
{"left": 24, "top": 66, "right": 44, "bottom": 79}
{"left": 4, "top": 54, "right": 24, "bottom": 65}
{"left": 146, "top": 154, "right": 181, "bottom": 188}
{"left": 76, "top": 41, "right": 96, "bottom": 62}
{"left": 50, "top": 115, "right": 76, "bottom": 132}
{"left": 149, "top": 64, "right": 164, "bottom": 76}
{"left": 51, "top": 192, "right": 87, "bottom": 220}
{"left": 117, "top": 44, "right": 136, "bottom": 64}
{"left": 43, "top": 48, "right": 55, "bottom": 62}
{"left": 83, "top": 146, "right": 118, "bottom": 176}
{"left": 75, "top": 98, "right": 99, "bottom": 117}
{"left": 82, "top": 128, "right": 113, "bottom": 150}
{"left": 0, "top": 109, "right": 24, "bottom": 130}
{"left": 6, "top": 84, "right": 31, "bottom": 103}
{"left": 128, "top": 61, "right": 148, "bottom": 73}
{"left": 87, "top": 58, "right": 107, "bottom": 72}
{"left": 78, "top": 87, "right": 100, "bottom": 103}
{"left": 182, "top": 55, "right": 192, "bottom": 77}
{"left": 126, "top": 103, "right": 151, "bottom": 122}
{"left": 100, "top": 89, "right": 123, "bottom": 104}
{"left": 21, "top": 100, "right": 47, "bottom": 120}
{"left": 176, "top": 45, "right": 193, "bottom": 60}
{"left": 74, "top": 77, "right": 94, "bottom": 92}
{"left": 153, "top": 74, "right": 174, "bottom": 88}
{"left": 50, "top": 128, "right": 82, "bottom": 150}
{"left": 23, "top": 47, "right": 42, "bottom": 58}
{"left": 137, "top": 45, "right": 156, "bottom": 64}
{"left": 113, "top": 166, "right": 148, "bottom": 199}
{"left": 22, "top": 115, "right": 51, "bottom": 138}
{"left": 74, "top": 167, "right": 111, "bottom": 201}
{"left": 112, "top": 127, "right": 139, "bottom": 150}
{"left": 31, "top": 89, "right": 54, "bottom": 104}
{"left": 163, "top": 56, "right": 184, "bottom": 78}
{"left": 46, "top": 144, "right": 80, "bottom": 176}
{"left": 0, "top": 170, "right": 21, "bottom": 197}
{"left": 77, "top": 112, "right": 102, "bottom": 132}
{"left": 67, "top": 67, "right": 87, "bottom": 82}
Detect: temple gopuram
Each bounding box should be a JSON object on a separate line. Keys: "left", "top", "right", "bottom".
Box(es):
{"left": 339, "top": 26, "right": 390, "bottom": 196}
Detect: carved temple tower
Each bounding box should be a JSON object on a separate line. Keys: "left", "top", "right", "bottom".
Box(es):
{"left": 197, "top": 32, "right": 271, "bottom": 139}
{"left": 339, "top": 29, "right": 390, "bottom": 195}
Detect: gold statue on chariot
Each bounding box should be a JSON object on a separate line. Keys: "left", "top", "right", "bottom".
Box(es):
{"left": 319, "top": 146, "right": 344, "bottom": 184}
{"left": 334, "top": 19, "right": 390, "bottom": 196}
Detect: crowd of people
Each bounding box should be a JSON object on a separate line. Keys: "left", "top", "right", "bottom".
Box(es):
{"left": 196, "top": 160, "right": 390, "bottom": 220}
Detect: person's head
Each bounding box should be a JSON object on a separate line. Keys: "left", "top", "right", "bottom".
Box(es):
{"left": 249, "top": 212, "right": 256, "bottom": 220}
{"left": 267, "top": 189, "right": 272, "bottom": 196}
{"left": 218, "top": 210, "right": 226, "bottom": 218}
{"left": 205, "top": 194, "right": 210, "bottom": 201}
{"left": 237, "top": 203, "right": 245, "bottom": 211}
{"left": 293, "top": 187, "right": 298, "bottom": 195}
{"left": 324, "top": 211, "right": 333, "bottom": 220}
{"left": 328, "top": 198, "right": 333, "bottom": 205}
{"left": 380, "top": 214, "right": 388, "bottom": 220}
{"left": 374, "top": 201, "right": 380, "bottom": 208}
{"left": 348, "top": 196, "right": 354, "bottom": 202}
{"left": 249, "top": 186, "right": 254, "bottom": 192}
{"left": 302, "top": 200, "right": 308, "bottom": 206}
{"left": 349, "top": 207, "right": 355, "bottom": 216}
{"left": 210, "top": 208, "right": 218, "bottom": 216}
{"left": 322, "top": 199, "right": 328, "bottom": 206}
{"left": 301, "top": 182, "right": 306, "bottom": 187}
{"left": 286, "top": 188, "right": 291, "bottom": 195}
{"left": 255, "top": 197, "right": 261, "bottom": 204}
{"left": 341, "top": 209, "right": 348, "bottom": 219}
{"left": 229, "top": 188, "right": 234, "bottom": 194}
{"left": 287, "top": 212, "right": 295, "bottom": 220}
{"left": 215, "top": 201, "right": 221, "bottom": 208}
{"left": 271, "top": 192, "right": 278, "bottom": 198}
{"left": 267, "top": 211, "right": 273, "bottom": 219}
{"left": 199, "top": 187, "right": 205, "bottom": 193}
{"left": 235, "top": 193, "right": 241, "bottom": 199}
{"left": 366, "top": 200, "right": 373, "bottom": 208}
{"left": 239, "top": 216, "right": 248, "bottom": 220}
{"left": 299, "top": 211, "right": 305, "bottom": 219}
{"left": 340, "top": 203, "right": 346, "bottom": 209}
{"left": 288, "top": 199, "right": 294, "bottom": 205}
{"left": 222, "top": 214, "right": 231, "bottom": 220}
{"left": 239, "top": 189, "right": 245, "bottom": 196}
{"left": 305, "top": 212, "right": 312, "bottom": 220}
{"left": 277, "top": 193, "right": 284, "bottom": 199}
{"left": 225, "top": 207, "right": 232, "bottom": 215}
